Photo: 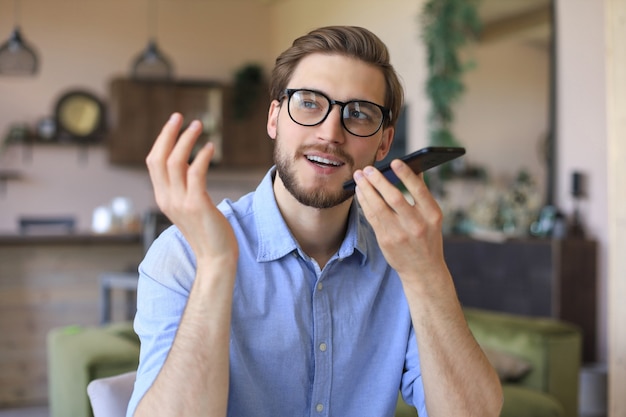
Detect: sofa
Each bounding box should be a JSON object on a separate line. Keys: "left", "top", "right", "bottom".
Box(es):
{"left": 395, "top": 308, "right": 582, "bottom": 417}
{"left": 465, "top": 308, "right": 582, "bottom": 417}
{"left": 47, "top": 308, "right": 581, "bottom": 417}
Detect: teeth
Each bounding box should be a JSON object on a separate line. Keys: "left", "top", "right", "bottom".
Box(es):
{"left": 307, "top": 155, "right": 342, "bottom": 166}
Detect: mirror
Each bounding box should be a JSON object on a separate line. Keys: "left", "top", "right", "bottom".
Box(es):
{"left": 445, "top": 0, "right": 554, "bottom": 236}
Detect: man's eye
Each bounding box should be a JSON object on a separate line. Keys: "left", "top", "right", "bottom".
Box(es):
{"left": 346, "top": 103, "right": 375, "bottom": 121}
{"left": 349, "top": 109, "right": 369, "bottom": 120}
{"left": 301, "top": 100, "right": 319, "bottom": 109}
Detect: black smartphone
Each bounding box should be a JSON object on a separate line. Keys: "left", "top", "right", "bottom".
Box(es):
{"left": 342, "top": 146, "right": 466, "bottom": 191}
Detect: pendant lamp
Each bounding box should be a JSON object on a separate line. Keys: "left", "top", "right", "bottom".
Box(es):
{"left": 0, "top": 0, "right": 39, "bottom": 76}
{"left": 131, "top": 0, "right": 173, "bottom": 80}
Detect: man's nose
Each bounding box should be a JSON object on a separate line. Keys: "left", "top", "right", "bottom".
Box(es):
{"left": 317, "top": 105, "right": 346, "bottom": 143}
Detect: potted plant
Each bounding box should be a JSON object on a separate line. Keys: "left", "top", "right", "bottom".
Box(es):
{"left": 420, "top": 0, "right": 481, "bottom": 179}
{"left": 232, "top": 63, "right": 264, "bottom": 120}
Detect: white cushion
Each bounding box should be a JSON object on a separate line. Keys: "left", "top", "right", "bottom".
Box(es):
{"left": 87, "top": 371, "right": 136, "bottom": 417}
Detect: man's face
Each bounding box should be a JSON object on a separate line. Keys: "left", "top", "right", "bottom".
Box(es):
{"left": 267, "top": 53, "right": 394, "bottom": 209}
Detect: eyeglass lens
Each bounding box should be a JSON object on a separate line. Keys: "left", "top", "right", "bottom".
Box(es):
{"left": 287, "top": 90, "right": 384, "bottom": 137}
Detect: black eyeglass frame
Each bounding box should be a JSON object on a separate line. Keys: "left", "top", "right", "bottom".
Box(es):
{"left": 281, "top": 88, "right": 392, "bottom": 138}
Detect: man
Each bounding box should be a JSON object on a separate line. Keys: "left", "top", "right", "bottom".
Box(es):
{"left": 127, "top": 26, "right": 502, "bottom": 417}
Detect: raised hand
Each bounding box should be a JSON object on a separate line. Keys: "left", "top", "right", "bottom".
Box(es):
{"left": 136, "top": 113, "right": 237, "bottom": 417}
{"left": 145, "top": 112, "right": 238, "bottom": 265}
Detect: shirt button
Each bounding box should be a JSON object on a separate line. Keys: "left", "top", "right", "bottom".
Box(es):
{"left": 316, "top": 403, "right": 324, "bottom": 412}
{"left": 319, "top": 342, "right": 327, "bottom": 352}
{"left": 317, "top": 282, "right": 323, "bottom": 291}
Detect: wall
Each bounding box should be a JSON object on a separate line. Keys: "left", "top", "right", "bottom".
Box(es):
{"left": 605, "top": 0, "right": 626, "bottom": 414}
{"left": 555, "top": 0, "right": 609, "bottom": 362}
{"left": 0, "top": 0, "right": 272, "bottom": 232}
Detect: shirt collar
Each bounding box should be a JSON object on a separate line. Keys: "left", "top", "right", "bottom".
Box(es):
{"left": 253, "top": 167, "right": 368, "bottom": 264}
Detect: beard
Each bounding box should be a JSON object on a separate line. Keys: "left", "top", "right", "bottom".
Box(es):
{"left": 273, "top": 131, "right": 366, "bottom": 209}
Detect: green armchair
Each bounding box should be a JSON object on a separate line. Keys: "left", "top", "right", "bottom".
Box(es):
{"left": 395, "top": 308, "right": 582, "bottom": 417}
{"left": 466, "top": 308, "right": 581, "bottom": 417}
{"left": 47, "top": 308, "right": 581, "bottom": 417}
{"left": 47, "top": 322, "right": 140, "bottom": 417}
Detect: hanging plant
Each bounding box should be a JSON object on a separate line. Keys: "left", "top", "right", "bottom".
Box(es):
{"left": 420, "top": 0, "right": 481, "bottom": 152}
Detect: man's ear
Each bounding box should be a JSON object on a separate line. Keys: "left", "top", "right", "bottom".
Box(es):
{"left": 267, "top": 100, "right": 281, "bottom": 140}
{"left": 375, "top": 127, "right": 395, "bottom": 162}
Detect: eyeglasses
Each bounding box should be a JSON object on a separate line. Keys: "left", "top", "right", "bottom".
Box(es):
{"left": 282, "top": 89, "right": 391, "bottom": 138}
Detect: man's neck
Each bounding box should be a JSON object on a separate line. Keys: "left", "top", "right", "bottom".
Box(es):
{"left": 272, "top": 175, "right": 352, "bottom": 269}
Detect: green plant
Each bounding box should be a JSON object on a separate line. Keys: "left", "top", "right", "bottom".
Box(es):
{"left": 233, "top": 63, "right": 264, "bottom": 120}
{"left": 420, "top": 0, "right": 481, "bottom": 150}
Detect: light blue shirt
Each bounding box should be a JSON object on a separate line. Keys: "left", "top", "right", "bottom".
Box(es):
{"left": 127, "top": 168, "right": 427, "bottom": 417}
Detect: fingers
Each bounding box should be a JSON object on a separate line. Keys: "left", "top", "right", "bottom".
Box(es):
{"left": 146, "top": 113, "right": 183, "bottom": 190}
{"left": 354, "top": 164, "right": 412, "bottom": 212}
{"left": 354, "top": 160, "right": 442, "bottom": 225}
{"left": 148, "top": 113, "right": 183, "bottom": 160}
{"left": 391, "top": 160, "right": 443, "bottom": 222}
{"left": 354, "top": 167, "right": 405, "bottom": 224}
{"left": 388, "top": 159, "right": 440, "bottom": 214}
{"left": 146, "top": 112, "right": 207, "bottom": 211}
{"left": 187, "top": 142, "right": 215, "bottom": 202}
{"left": 167, "top": 120, "right": 204, "bottom": 191}
{"left": 355, "top": 161, "right": 446, "bottom": 274}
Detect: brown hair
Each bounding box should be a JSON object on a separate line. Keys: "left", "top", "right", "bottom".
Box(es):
{"left": 269, "top": 26, "right": 404, "bottom": 128}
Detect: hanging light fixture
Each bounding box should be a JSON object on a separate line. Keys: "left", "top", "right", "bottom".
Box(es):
{"left": 131, "top": 0, "right": 173, "bottom": 80}
{"left": 0, "top": 0, "right": 39, "bottom": 76}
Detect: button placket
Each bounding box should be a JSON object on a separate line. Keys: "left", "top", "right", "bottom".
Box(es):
{"left": 311, "top": 265, "right": 332, "bottom": 417}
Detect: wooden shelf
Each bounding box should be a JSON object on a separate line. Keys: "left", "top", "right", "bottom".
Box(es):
{"left": 106, "top": 78, "right": 274, "bottom": 169}
{"left": 0, "top": 169, "right": 22, "bottom": 196}
{"left": 0, "top": 232, "right": 141, "bottom": 246}
{"left": 0, "top": 169, "right": 21, "bottom": 181}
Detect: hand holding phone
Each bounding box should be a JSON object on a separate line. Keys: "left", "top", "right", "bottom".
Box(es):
{"left": 342, "top": 146, "right": 465, "bottom": 191}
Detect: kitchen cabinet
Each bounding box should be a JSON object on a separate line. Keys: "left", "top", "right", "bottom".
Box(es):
{"left": 444, "top": 237, "right": 597, "bottom": 362}
{"left": 107, "top": 78, "right": 273, "bottom": 169}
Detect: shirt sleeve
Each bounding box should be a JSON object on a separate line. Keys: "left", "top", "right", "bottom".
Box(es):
{"left": 126, "top": 227, "right": 196, "bottom": 417}
{"left": 400, "top": 324, "right": 429, "bottom": 417}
